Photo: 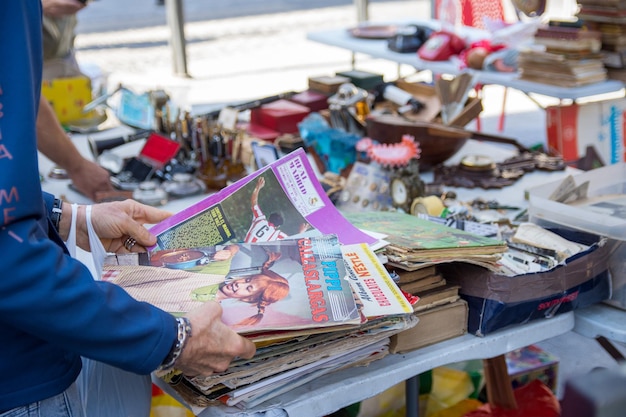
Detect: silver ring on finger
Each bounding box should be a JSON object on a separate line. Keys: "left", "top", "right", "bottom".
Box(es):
{"left": 124, "top": 236, "right": 137, "bottom": 251}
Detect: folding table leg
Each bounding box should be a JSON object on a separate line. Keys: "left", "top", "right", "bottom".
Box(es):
{"left": 405, "top": 375, "right": 420, "bottom": 417}
{"left": 483, "top": 355, "right": 517, "bottom": 410}
{"left": 498, "top": 87, "right": 508, "bottom": 132}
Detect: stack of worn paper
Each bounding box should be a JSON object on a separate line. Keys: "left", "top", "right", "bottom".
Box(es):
{"left": 344, "top": 210, "right": 508, "bottom": 272}
{"left": 105, "top": 235, "right": 415, "bottom": 411}
{"left": 103, "top": 149, "right": 419, "bottom": 410}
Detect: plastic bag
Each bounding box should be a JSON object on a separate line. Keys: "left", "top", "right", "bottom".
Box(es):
{"left": 65, "top": 204, "right": 153, "bottom": 416}
{"left": 78, "top": 359, "right": 152, "bottom": 417}
{"left": 65, "top": 204, "right": 106, "bottom": 278}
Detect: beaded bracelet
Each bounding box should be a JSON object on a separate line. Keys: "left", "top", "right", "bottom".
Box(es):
{"left": 51, "top": 198, "right": 63, "bottom": 232}
{"left": 157, "top": 317, "right": 192, "bottom": 372}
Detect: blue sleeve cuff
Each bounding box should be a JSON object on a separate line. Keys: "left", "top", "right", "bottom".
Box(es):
{"left": 42, "top": 192, "right": 55, "bottom": 216}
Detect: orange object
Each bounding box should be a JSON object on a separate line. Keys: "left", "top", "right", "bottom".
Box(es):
{"left": 463, "top": 380, "right": 560, "bottom": 417}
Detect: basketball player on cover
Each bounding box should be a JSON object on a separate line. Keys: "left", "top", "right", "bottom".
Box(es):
{"left": 244, "top": 177, "right": 310, "bottom": 243}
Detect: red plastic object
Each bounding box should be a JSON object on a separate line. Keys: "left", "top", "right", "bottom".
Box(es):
{"left": 417, "top": 30, "right": 466, "bottom": 61}
{"left": 465, "top": 380, "right": 560, "bottom": 417}
{"left": 139, "top": 133, "right": 181, "bottom": 168}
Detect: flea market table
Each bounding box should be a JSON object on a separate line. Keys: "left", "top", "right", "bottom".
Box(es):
{"left": 185, "top": 313, "right": 575, "bottom": 417}
{"left": 574, "top": 304, "right": 626, "bottom": 345}
{"left": 305, "top": 23, "right": 626, "bottom": 373}
{"left": 39, "top": 133, "right": 583, "bottom": 417}
{"left": 306, "top": 24, "right": 625, "bottom": 102}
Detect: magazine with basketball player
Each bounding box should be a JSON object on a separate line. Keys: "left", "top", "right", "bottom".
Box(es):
{"left": 147, "top": 148, "right": 378, "bottom": 252}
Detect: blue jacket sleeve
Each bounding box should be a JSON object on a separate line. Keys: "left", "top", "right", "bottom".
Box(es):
{"left": 0, "top": 1, "right": 176, "bottom": 375}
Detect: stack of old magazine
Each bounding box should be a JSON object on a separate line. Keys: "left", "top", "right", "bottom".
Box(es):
{"left": 343, "top": 210, "right": 508, "bottom": 272}
{"left": 104, "top": 148, "right": 415, "bottom": 412}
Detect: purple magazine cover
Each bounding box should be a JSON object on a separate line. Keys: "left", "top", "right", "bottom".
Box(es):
{"left": 148, "top": 148, "right": 377, "bottom": 251}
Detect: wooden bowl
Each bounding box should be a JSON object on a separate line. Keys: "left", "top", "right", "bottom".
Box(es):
{"left": 365, "top": 115, "right": 470, "bottom": 170}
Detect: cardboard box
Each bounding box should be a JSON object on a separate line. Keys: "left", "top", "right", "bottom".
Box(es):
{"left": 441, "top": 228, "right": 613, "bottom": 336}
{"left": 546, "top": 99, "right": 626, "bottom": 165}
{"left": 506, "top": 345, "right": 559, "bottom": 394}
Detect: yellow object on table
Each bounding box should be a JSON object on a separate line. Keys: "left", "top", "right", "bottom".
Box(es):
{"left": 429, "top": 398, "right": 483, "bottom": 417}
{"left": 150, "top": 384, "right": 194, "bottom": 417}
{"left": 410, "top": 195, "right": 446, "bottom": 217}
{"left": 41, "top": 76, "right": 92, "bottom": 124}
{"left": 421, "top": 367, "right": 477, "bottom": 416}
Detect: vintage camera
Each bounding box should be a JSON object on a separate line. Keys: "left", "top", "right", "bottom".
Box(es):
{"left": 110, "top": 132, "right": 181, "bottom": 190}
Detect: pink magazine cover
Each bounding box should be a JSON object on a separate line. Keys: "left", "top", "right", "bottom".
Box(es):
{"left": 148, "top": 148, "right": 377, "bottom": 251}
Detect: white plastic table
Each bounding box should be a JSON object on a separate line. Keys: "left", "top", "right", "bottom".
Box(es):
{"left": 150, "top": 313, "right": 574, "bottom": 417}
{"left": 574, "top": 304, "right": 626, "bottom": 344}
{"left": 306, "top": 25, "right": 625, "bottom": 101}
{"left": 39, "top": 129, "right": 580, "bottom": 417}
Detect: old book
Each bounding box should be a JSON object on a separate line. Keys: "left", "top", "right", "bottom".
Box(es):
{"left": 400, "top": 274, "right": 446, "bottom": 294}
{"left": 518, "top": 50, "right": 606, "bottom": 85}
{"left": 578, "top": 4, "right": 626, "bottom": 24}
{"left": 519, "top": 70, "right": 607, "bottom": 88}
{"left": 390, "top": 299, "right": 468, "bottom": 353}
{"left": 413, "top": 284, "right": 461, "bottom": 312}
{"left": 518, "top": 50, "right": 606, "bottom": 74}
{"left": 389, "top": 265, "right": 438, "bottom": 284}
{"left": 534, "top": 27, "right": 602, "bottom": 53}
{"left": 518, "top": 50, "right": 607, "bottom": 87}
{"left": 344, "top": 210, "right": 507, "bottom": 265}
{"left": 387, "top": 254, "right": 504, "bottom": 273}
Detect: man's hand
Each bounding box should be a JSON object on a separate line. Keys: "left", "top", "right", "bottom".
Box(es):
{"left": 176, "top": 302, "right": 256, "bottom": 376}
{"left": 58, "top": 199, "right": 172, "bottom": 252}
{"left": 67, "top": 158, "right": 114, "bottom": 201}
{"left": 37, "top": 96, "right": 113, "bottom": 201}
{"left": 42, "top": 0, "right": 86, "bottom": 18}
